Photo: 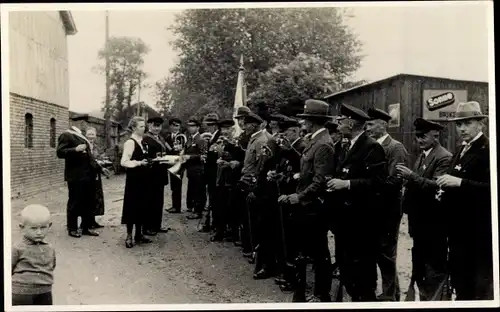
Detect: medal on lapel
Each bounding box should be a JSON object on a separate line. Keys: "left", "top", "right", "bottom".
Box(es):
{"left": 422, "top": 164, "right": 427, "bottom": 170}
{"left": 454, "top": 164, "right": 462, "bottom": 171}
{"left": 342, "top": 168, "right": 349, "bottom": 174}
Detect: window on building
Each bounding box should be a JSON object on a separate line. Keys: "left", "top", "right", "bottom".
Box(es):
{"left": 50, "top": 118, "right": 56, "bottom": 148}
{"left": 25, "top": 113, "right": 34, "bottom": 148}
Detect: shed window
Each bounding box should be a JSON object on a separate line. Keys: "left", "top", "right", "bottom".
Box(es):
{"left": 50, "top": 118, "right": 56, "bottom": 148}
{"left": 25, "top": 113, "right": 34, "bottom": 148}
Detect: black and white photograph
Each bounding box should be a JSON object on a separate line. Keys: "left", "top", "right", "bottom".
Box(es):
{"left": 1, "top": 1, "right": 497, "bottom": 310}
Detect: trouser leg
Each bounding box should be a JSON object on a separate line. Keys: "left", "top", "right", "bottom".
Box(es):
{"left": 169, "top": 172, "right": 182, "bottom": 210}
{"left": 377, "top": 212, "right": 402, "bottom": 301}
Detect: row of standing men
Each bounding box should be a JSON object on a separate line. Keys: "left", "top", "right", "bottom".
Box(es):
{"left": 138, "top": 98, "right": 492, "bottom": 302}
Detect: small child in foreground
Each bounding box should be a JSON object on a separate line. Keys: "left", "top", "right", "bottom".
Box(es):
{"left": 11, "top": 204, "right": 56, "bottom": 305}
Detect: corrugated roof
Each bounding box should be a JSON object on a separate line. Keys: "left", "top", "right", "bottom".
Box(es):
{"left": 324, "top": 73, "right": 488, "bottom": 99}
{"left": 59, "top": 11, "right": 77, "bottom": 36}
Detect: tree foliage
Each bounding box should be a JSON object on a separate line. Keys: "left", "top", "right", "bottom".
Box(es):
{"left": 157, "top": 8, "right": 364, "bottom": 120}
{"left": 95, "top": 36, "right": 150, "bottom": 124}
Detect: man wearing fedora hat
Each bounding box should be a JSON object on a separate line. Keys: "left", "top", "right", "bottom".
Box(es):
{"left": 184, "top": 117, "right": 208, "bottom": 220}
{"left": 164, "top": 117, "right": 184, "bottom": 214}
{"left": 327, "top": 104, "right": 388, "bottom": 302}
{"left": 436, "top": 101, "right": 492, "bottom": 300}
{"left": 278, "top": 99, "right": 335, "bottom": 302}
{"left": 396, "top": 118, "right": 452, "bottom": 301}
{"left": 142, "top": 116, "right": 171, "bottom": 236}
{"left": 366, "top": 108, "right": 409, "bottom": 301}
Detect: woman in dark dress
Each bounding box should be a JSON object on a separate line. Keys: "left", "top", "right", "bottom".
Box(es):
{"left": 85, "top": 127, "right": 105, "bottom": 228}
{"left": 120, "top": 117, "right": 152, "bottom": 248}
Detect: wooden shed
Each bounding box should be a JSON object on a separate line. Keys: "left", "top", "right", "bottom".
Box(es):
{"left": 324, "top": 74, "right": 489, "bottom": 165}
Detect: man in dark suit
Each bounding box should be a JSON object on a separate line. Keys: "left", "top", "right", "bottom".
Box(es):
{"left": 279, "top": 100, "right": 335, "bottom": 302}
{"left": 57, "top": 115, "right": 107, "bottom": 238}
{"left": 366, "top": 108, "right": 409, "bottom": 301}
{"left": 436, "top": 101, "right": 492, "bottom": 300}
{"left": 143, "top": 116, "right": 171, "bottom": 236}
{"left": 201, "top": 113, "right": 221, "bottom": 232}
{"left": 184, "top": 117, "right": 208, "bottom": 220}
{"left": 327, "top": 104, "right": 388, "bottom": 302}
{"left": 164, "top": 117, "right": 184, "bottom": 214}
{"left": 396, "top": 118, "right": 452, "bottom": 301}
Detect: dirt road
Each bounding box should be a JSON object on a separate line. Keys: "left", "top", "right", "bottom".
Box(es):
{"left": 9, "top": 175, "right": 412, "bottom": 304}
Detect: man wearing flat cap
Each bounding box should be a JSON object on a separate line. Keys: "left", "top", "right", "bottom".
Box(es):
{"left": 366, "top": 108, "right": 409, "bottom": 301}
{"left": 184, "top": 117, "right": 208, "bottom": 220}
{"left": 165, "top": 117, "right": 184, "bottom": 214}
{"left": 437, "top": 101, "right": 492, "bottom": 300}
{"left": 57, "top": 114, "right": 108, "bottom": 238}
{"left": 142, "top": 116, "right": 171, "bottom": 236}
{"left": 396, "top": 118, "right": 452, "bottom": 301}
{"left": 201, "top": 113, "right": 221, "bottom": 232}
{"left": 239, "top": 112, "right": 272, "bottom": 264}
{"left": 278, "top": 99, "right": 335, "bottom": 302}
{"left": 327, "top": 104, "right": 388, "bottom": 302}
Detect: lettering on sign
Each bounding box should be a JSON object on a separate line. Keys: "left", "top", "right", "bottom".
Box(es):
{"left": 426, "top": 92, "right": 455, "bottom": 111}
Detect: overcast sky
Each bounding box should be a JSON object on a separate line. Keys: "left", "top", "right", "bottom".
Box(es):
{"left": 67, "top": 3, "right": 491, "bottom": 114}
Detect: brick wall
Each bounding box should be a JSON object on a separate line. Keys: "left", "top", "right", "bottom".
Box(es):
{"left": 10, "top": 93, "right": 69, "bottom": 199}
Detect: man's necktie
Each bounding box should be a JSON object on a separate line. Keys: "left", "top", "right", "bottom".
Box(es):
{"left": 460, "top": 143, "right": 471, "bottom": 158}
{"left": 417, "top": 152, "right": 425, "bottom": 170}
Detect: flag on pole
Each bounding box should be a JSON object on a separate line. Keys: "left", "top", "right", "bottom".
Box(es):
{"left": 232, "top": 55, "right": 246, "bottom": 137}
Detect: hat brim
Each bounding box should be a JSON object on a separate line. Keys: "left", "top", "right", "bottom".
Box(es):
{"left": 449, "top": 115, "right": 488, "bottom": 122}
{"left": 187, "top": 122, "right": 199, "bottom": 126}
{"left": 296, "top": 113, "right": 332, "bottom": 119}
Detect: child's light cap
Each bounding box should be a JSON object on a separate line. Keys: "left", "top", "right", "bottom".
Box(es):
{"left": 20, "top": 204, "right": 51, "bottom": 224}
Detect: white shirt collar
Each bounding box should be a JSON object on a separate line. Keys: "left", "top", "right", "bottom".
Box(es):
{"left": 251, "top": 129, "right": 263, "bottom": 138}
{"left": 311, "top": 128, "right": 326, "bottom": 140}
{"left": 462, "top": 132, "right": 483, "bottom": 146}
{"left": 350, "top": 131, "right": 364, "bottom": 148}
{"left": 423, "top": 147, "right": 433, "bottom": 157}
{"left": 376, "top": 133, "right": 390, "bottom": 145}
{"left": 71, "top": 126, "right": 82, "bottom": 134}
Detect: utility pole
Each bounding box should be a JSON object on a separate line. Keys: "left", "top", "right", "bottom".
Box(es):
{"left": 104, "top": 10, "right": 111, "bottom": 149}
{"left": 136, "top": 74, "right": 141, "bottom": 116}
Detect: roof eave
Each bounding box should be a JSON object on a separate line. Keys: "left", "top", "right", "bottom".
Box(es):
{"left": 59, "top": 11, "right": 77, "bottom": 36}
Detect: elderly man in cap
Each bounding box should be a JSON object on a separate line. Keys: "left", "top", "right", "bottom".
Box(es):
{"left": 184, "top": 117, "right": 208, "bottom": 220}
{"left": 142, "top": 116, "right": 171, "bottom": 236}
{"left": 437, "top": 101, "right": 492, "bottom": 300}
{"left": 278, "top": 99, "right": 335, "bottom": 302}
{"left": 57, "top": 115, "right": 108, "bottom": 238}
{"left": 164, "top": 117, "right": 184, "bottom": 214}
{"left": 396, "top": 118, "right": 452, "bottom": 301}
{"left": 365, "top": 108, "right": 409, "bottom": 301}
{"left": 327, "top": 104, "right": 388, "bottom": 302}
{"left": 201, "top": 113, "right": 221, "bottom": 232}
{"left": 239, "top": 112, "right": 272, "bottom": 263}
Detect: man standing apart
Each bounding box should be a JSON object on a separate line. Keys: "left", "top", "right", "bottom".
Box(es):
{"left": 143, "top": 116, "right": 171, "bottom": 236}
{"left": 366, "top": 108, "right": 408, "bottom": 301}
{"left": 279, "top": 100, "right": 335, "bottom": 302}
{"left": 327, "top": 104, "right": 387, "bottom": 302}
{"left": 57, "top": 115, "right": 108, "bottom": 238}
{"left": 437, "top": 101, "right": 492, "bottom": 300}
{"left": 165, "top": 117, "right": 184, "bottom": 214}
{"left": 396, "top": 118, "right": 452, "bottom": 301}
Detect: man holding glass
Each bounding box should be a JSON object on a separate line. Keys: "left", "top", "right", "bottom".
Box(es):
{"left": 326, "top": 104, "right": 387, "bottom": 302}
{"left": 396, "top": 118, "right": 452, "bottom": 301}
{"left": 278, "top": 99, "right": 335, "bottom": 302}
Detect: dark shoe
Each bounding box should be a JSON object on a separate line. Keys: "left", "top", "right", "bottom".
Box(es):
{"left": 292, "top": 292, "right": 306, "bottom": 302}
{"left": 242, "top": 251, "right": 253, "bottom": 258}
{"left": 90, "top": 223, "right": 104, "bottom": 229}
{"left": 210, "top": 234, "right": 224, "bottom": 242}
{"left": 125, "top": 237, "right": 134, "bottom": 248}
{"left": 253, "top": 268, "right": 272, "bottom": 280}
{"left": 307, "top": 294, "right": 331, "bottom": 302}
{"left": 233, "top": 240, "right": 243, "bottom": 247}
{"left": 157, "top": 227, "right": 170, "bottom": 233}
{"left": 135, "top": 236, "right": 152, "bottom": 244}
{"left": 279, "top": 282, "right": 294, "bottom": 292}
{"left": 68, "top": 230, "right": 81, "bottom": 238}
{"left": 186, "top": 208, "right": 193, "bottom": 213}
{"left": 143, "top": 230, "right": 157, "bottom": 236}
{"left": 167, "top": 208, "right": 181, "bottom": 213}
{"left": 187, "top": 213, "right": 202, "bottom": 220}
{"left": 198, "top": 226, "right": 210, "bottom": 233}
{"left": 274, "top": 277, "right": 287, "bottom": 285}
{"left": 82, "top": 230, "right": 99, "bottom": 236}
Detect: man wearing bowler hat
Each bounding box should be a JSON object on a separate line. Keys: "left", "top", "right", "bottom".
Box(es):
{"left": 165, "top": 117, "right": 184, "bottom": 214}
{"left": 143, "top": 116, "right": 171, "bottom": 236}
{"left": 184, "top": 117, "right": 208, "bottom": 220}
{"left": 327, "top": 104, "right": 388, "bottom": 302}
{"left": 436, "top": 101, "right": 492, "bottom": 300}
{"left": 278, "top": 99, "right": 335, "bottom": 302}
{"left": 396, "top": 118, "right": 452, "bottom": 301}
{"left": 366, "top": 108, "right": 408, "bottom": 301}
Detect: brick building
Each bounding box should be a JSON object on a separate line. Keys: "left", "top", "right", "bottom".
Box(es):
{"left": 9, "top": 11, "right": 77, "bottom": 198}
{"left": 68, "top": 111, "right": 121, "bottom": 149}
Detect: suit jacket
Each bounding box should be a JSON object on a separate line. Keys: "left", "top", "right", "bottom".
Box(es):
{"left": 164, "top": 131, "right": 181, "bottom": 156}
{"left": 56, "top": 130, "right": 100, "bottom": 182}
{"left": 143, "top": 132, "right": 170, "bottom": 185}
{"left": 332, "top": 132, "right": 387, "bottom": 235}
{"left": 241, "top": 130, "right": 272, "bottom": 180}
{"left": 184, "top": 133, "right": 207, "bottom": 177}
{"left": 442, "top": 134, "right": 491, "bottom": 251}
{"left": 403, "top": 144, "right": 452, "bottom": 238}
{"left": 206, "top": 130, "right": 221, "bottom": 182}
{"left": 296, "top": 129, "right": 335, "bottom": 208}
